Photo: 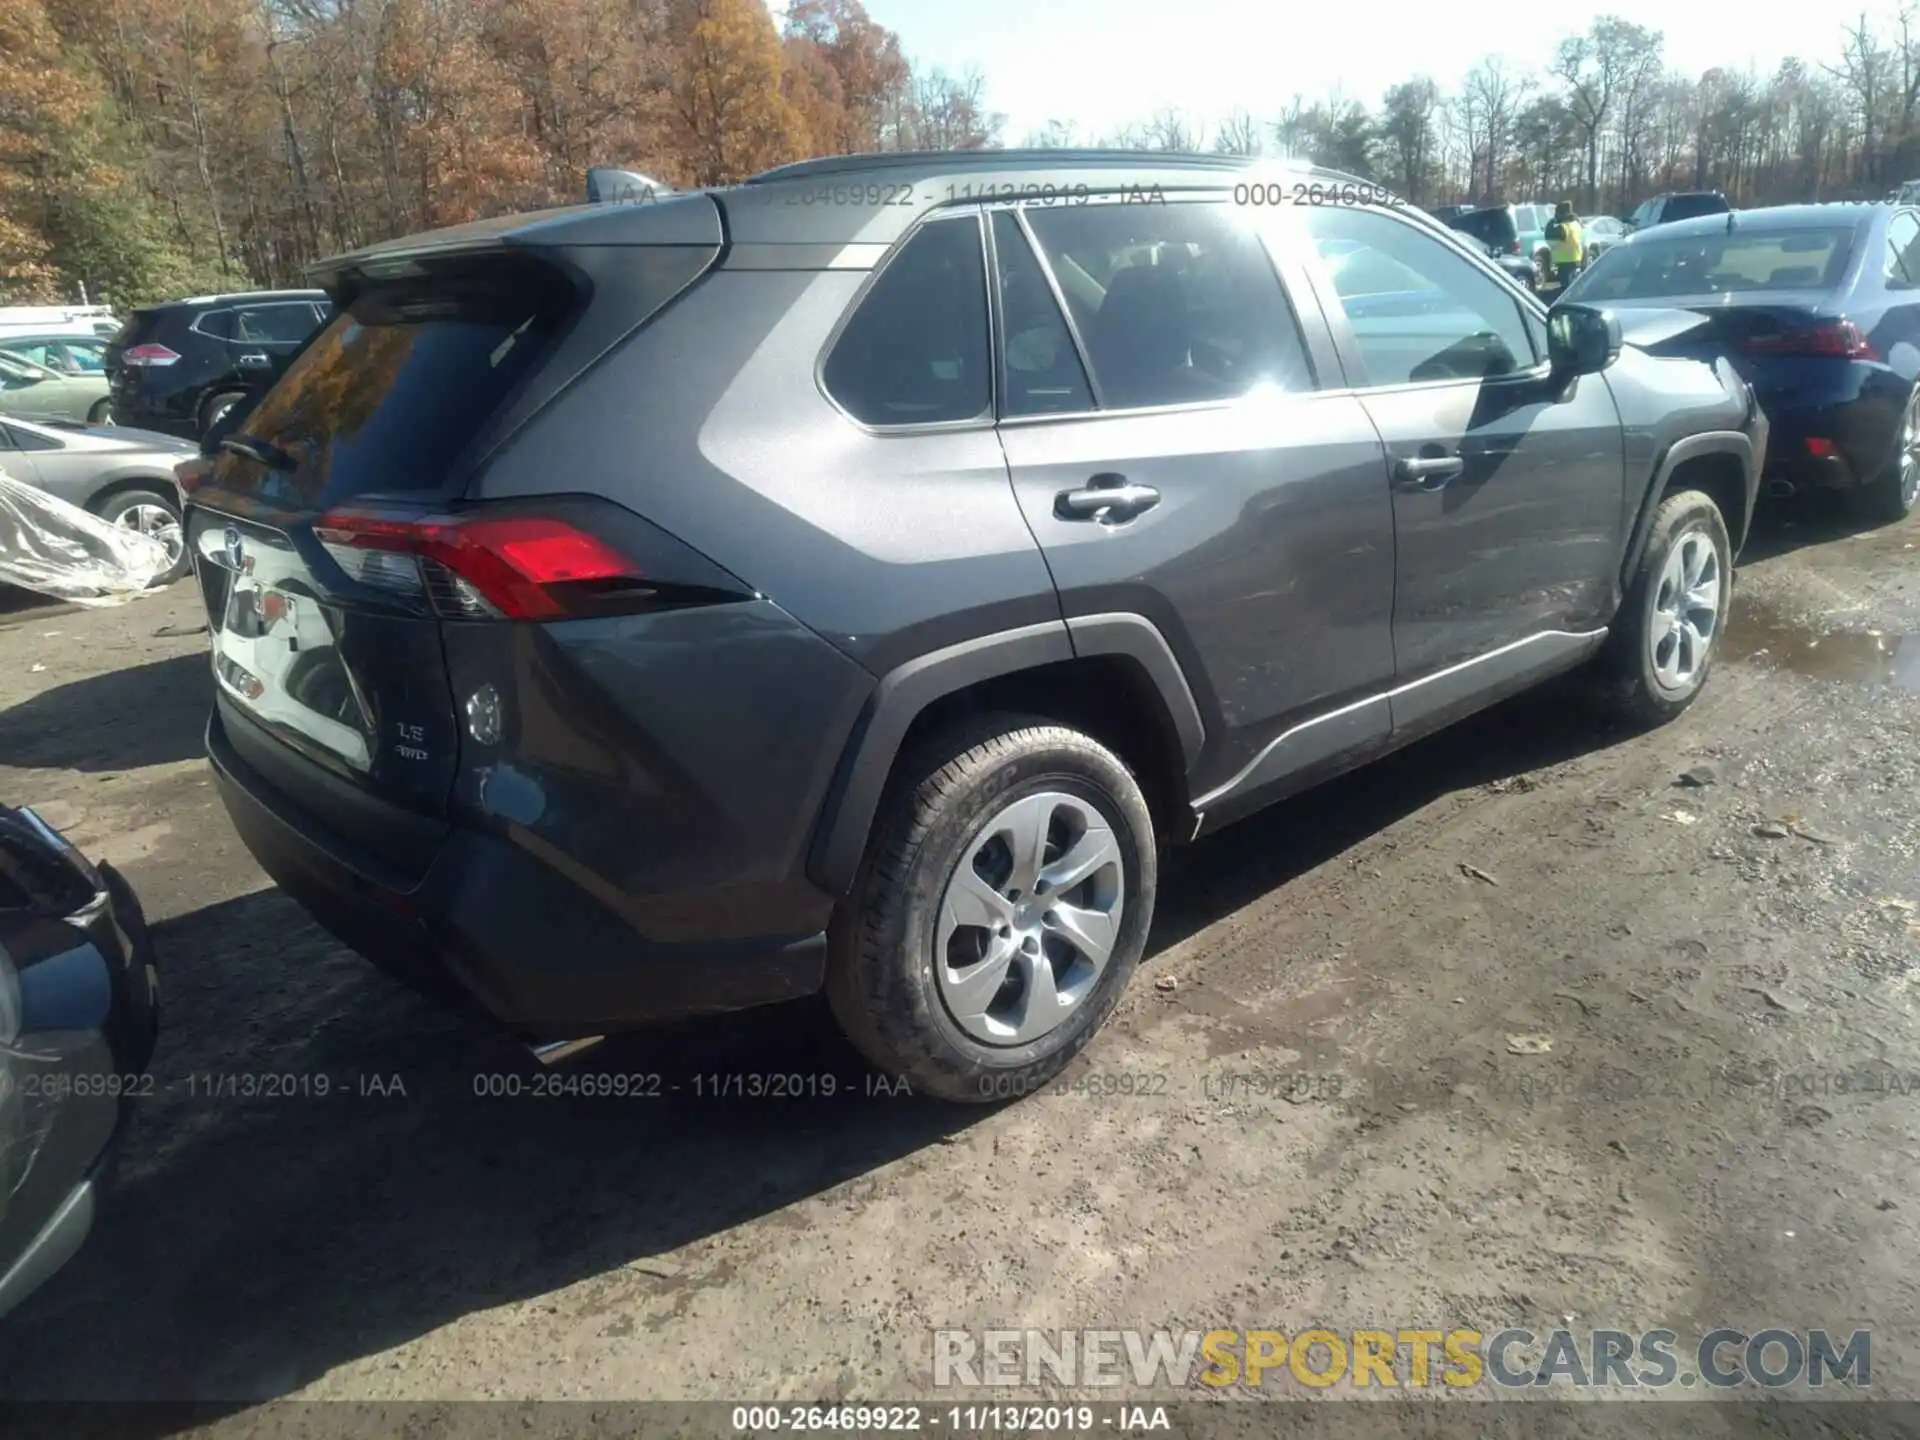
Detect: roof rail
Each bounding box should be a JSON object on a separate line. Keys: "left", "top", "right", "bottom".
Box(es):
{"left": 745, "top": 149, "right": 1338, "bottom": 184}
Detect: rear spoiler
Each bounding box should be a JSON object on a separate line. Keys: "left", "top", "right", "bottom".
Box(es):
{"left": 587, "top": 168, "right": 671, "bottom": 205}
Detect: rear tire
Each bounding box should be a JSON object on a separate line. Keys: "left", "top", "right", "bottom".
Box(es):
{"left": 96, "top": 487, "right": 189, "bottom": 586}
{"left": 199, "top": 390, "right": 246, "bottom": 438}
{"left": 86, "top": 398, "right": 112, "bottom": 426}
{"left": 1592, "top": 488, "right": 1732, "bottom": 728}
{"left": 1848, "top": 385, "right": 1920, "bottom": 526}
{"left": 826, "top": 716, "right": 1156, "bottom": 1104}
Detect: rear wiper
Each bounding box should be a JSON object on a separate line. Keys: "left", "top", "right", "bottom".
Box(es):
{"left": 219, "top": 435, "right": 296, "bottom": 470}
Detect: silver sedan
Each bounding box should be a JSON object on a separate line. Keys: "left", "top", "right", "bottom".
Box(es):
{"left": 0, "top": 415, "right": 197, "bottom": 583}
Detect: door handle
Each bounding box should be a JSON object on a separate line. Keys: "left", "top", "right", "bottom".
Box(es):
{"left": 237, "top": 352, "right": 272, "bottom": 369}
{"left": 1056, "top": 475, "right": 1161, "bottom": 523}
{"left": 1391, "top": 453, "right": 1465, "bottom": 490}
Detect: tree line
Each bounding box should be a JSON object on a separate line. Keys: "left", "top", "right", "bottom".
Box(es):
{"left": 0, "top": 0, "right": 1000, "bottom": 305}
{"left": 1034, "top": 11, "right": 1917, "bottom": 216}
{"left": 2, "top": 2, "right": 1913, "bottom": 307}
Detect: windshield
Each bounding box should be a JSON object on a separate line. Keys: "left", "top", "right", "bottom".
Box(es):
{"left": 1563, "top": 227, "right": 1856, "bottom": 302}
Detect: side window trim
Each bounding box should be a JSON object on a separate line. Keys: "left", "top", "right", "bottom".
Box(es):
{"left": 1000, "top": 203, "right": 1107, "bottom": 413}
{"left": 815, "top": 210, "right": 996, "bottom": 435}
{"left": 1297, "top": 203, "right": 1547, "bottom": 395}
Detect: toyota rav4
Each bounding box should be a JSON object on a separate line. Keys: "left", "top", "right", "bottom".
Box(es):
{"left": 183, "top": 151, "right": 1765, "bottom": 1102}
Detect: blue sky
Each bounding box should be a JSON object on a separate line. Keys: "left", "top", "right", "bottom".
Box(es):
{"left": 823, "top": 0, "right": 1858, "bottom": 146}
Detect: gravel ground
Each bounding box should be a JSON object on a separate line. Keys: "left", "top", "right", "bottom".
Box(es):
{"left": 0, "top": 497, "right": 1915, "bottom": 1428}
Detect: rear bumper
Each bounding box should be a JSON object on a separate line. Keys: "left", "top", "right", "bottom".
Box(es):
{"left": 207, "top": 709, "right": 828, "bottom": 1037}
{"left": 1755, "top": 371, "right": 1900, "bottom": 492}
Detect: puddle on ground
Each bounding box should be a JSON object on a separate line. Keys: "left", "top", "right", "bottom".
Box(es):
{"left": 1724, "top": 594, "right": 1920, "bottom": 693}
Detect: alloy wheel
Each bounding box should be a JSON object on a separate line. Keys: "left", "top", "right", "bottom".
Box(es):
{"left": 934, "top": 789, "right": 1124, "bottom": 1046}
{"left": 1901, "top": 391, "right": 1920, "bottom": 510}
{"left": 117, "top": 503, "right": 184, "bottom": 570}
{"left": 1649, "top": 526, "right": 1721, "bottom": 690}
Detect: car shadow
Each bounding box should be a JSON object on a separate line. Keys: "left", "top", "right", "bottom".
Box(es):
{"left": 0, "top": 652, "right": 210, "bottom": 772}
{"left": 0, "top": 662, "right": 1635, "bottom": 1425}
{"left": 1735, "top": 489, "right": 1885, "bottom": 564}
{"left": 1150, "top": 672, "right": 1626, "bottom": 956}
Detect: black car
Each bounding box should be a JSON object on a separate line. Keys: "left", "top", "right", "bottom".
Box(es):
{"left": 184, "top": 151, "right": 1763, "bottom": 1102}
{"left": 1559, "top": 202, "right": 1917, "bottom": 522}
{"left": 105, "top": 290, "right": 332, "bottom": 441}
{"left": 0, "top": 805, "right": 159, "bottom": 1318}
{"left": 1627, "top": 192, "right": 1732, "bottom": 231}
{"left": 1443, "top": 205, "right": 1542, "bottom": 291}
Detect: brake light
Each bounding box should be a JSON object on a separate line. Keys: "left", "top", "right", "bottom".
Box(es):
{"left": 313, "top": 509, "right": 649, "bottom": 620}
{"left": 1743, "top": 320, "right": 1877, "bottom": 360}
{"left": 122, "top": 343, "right": 180, "bottom": 367}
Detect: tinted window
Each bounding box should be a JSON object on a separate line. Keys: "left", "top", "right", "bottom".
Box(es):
{"left": 1020, "top": 201, "right": 1311, "bottom": 409}
{"left": 193, "top": 308, "right": 235, "bottom": 341}
{"left": 1305, "top": 206, "right": 1535, "bottom": 387}
{"left": 1888, "top": 213, "right": 1920, "bottom": 285}
{"left": 233, "top": 303, "right": 321, "bottom": 344}
{"left": 220, "top": 257, "right": 578, "bottom": 505}
{"left": 824, "top": 216, "right": 991, "bottom": 426}
{"left": 1451, "top": 209, "right": 1518, "bottom": 252}
{"left": 1663, "top": 194, "right": 1730, "bottom": 223}
{"left": 991, "top": 210, "right": 1094, "bottom": 417}
{"left": 3, "top": 424, "right": 62, "bottom": 452}
{"left": 1567, "top": 228, "right": 1855, "bottom": 301}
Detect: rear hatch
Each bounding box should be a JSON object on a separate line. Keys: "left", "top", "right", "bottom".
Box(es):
{"left": 186, "top": 205, "right": 723, "bottom": 879}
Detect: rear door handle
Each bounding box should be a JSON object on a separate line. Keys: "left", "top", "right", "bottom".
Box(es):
{"left": 237, "top": 352, "right": 272, "bottom": 369}
{"left": 1391, "top": 453, "right": 1465, "bottom": 490}
{"left": 1056, "top": 476, "right": 1161, "bottom": 523}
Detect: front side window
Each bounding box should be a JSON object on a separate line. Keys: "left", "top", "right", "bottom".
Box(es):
{"left": 823, "top": 216, "right": 992, "bottom": 427}
{"left": 1018, "top": 201, "right": 1312, "bottom": 410}
{"left": 234, "top": 304, "right": 321, "bottom": 344}
{"left": 1303, "top": 206, "right": 1536, "bottom": 387}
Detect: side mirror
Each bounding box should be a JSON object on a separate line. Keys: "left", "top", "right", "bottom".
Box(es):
{"left": 1548, "top": 303, "right": 1621, "bottom": 379}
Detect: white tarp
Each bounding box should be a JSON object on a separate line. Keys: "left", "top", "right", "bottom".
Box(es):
{"left": 0, "top": 464, "right": 169, "bottom": 605}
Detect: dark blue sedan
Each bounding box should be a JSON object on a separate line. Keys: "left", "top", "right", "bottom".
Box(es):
{"left": 1557, "top": 203, "right": 1920, "bottom": 524}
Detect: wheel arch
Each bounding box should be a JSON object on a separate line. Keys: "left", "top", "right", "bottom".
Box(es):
{"left": 807, "top": 617, "right": 1205, "bottom": 897}
{"left": 83, "top": 471, "right": 182, "bottom": 514}
{"left": 1620, "top": 431, "right": 1754, "bottom": 588}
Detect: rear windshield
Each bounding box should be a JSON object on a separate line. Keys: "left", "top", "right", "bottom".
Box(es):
{"left": 220, "top": 259, "right": 577, "bottom": 507}
{"left": 1566, "top": 228, "right": 1856, "bottom": 302}
{"left": 1662, "top": 194, "right": 1730, "bottom": 222}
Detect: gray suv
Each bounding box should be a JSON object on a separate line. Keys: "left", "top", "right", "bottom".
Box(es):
{"left": 184, "top": 151, "right": 1765, "bottom": 1102}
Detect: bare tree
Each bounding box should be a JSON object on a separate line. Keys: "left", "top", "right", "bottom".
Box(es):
{"left": 1213, "top": 109, "right": 1262, "bottom": 156}
{"left": 1460, "top": 57, "right": 1529, "bottom": 199}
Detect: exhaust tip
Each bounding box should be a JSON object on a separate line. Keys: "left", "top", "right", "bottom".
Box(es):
{"left": 529, "top": 1036, "right": 605, "bottom": 1065}
{"left": 1767, "top": 479, "right": 1797, "bottom": 499}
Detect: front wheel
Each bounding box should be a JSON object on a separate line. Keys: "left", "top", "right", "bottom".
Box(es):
{"left": 1592, "top": 488, "right": 1732, "bottom": 727}
{"left": 97, "top": 488, "right": 190, "bottom": 586}
{"left": 827, "top": 717, "right": 1157, "bottom": 1104}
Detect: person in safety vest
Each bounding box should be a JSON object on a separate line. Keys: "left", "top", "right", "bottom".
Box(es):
{"left": 1545, "top": 200, "right": 1584, "bottom": 289}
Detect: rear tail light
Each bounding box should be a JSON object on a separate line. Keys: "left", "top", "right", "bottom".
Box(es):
{"left": 122, "top": 343, "right": 180, "bottom": 367}
{"left": 313, "top": 508, "right": 656, "bottom": 620}
{"left": 1806, "top": 438, "right": 1837, "bottom": 458}
{"left": 1743, "top": 320, "right": 1877, "bottom": 360}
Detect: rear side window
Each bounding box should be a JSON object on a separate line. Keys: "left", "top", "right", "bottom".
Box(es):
{"left": 1020, "top": 201, "right": 1312, "bottom": 409}
{"left": 224, "top": 258, "right": 578, "bottom": 506}
{"left": 824, "top": 216, "right": 991, "bottom": 426}
{"left": 1664, "top": 194, "right": 1729, "bottom": 223}
{"left": 1452, "top": 210, "right": 1517, "bottom": 251}
{"left": 192, "top": 309, "right": 235, "bottom": 340}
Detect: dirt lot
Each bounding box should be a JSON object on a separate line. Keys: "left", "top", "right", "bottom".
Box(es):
{"left": 0, "top": 499, "right": 1916, "bottom": 1423}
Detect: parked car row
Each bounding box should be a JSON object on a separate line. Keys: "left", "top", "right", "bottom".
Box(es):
{"left": 0, "top": 289, "right": 330, "bottom": 589}
{"left": 1427, "top": 193, "right": 1730, "bottom": 291}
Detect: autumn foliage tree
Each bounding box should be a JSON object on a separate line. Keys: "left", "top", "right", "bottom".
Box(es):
{"left": 1, "top": 0, "right": 1001, "bottom": 304}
